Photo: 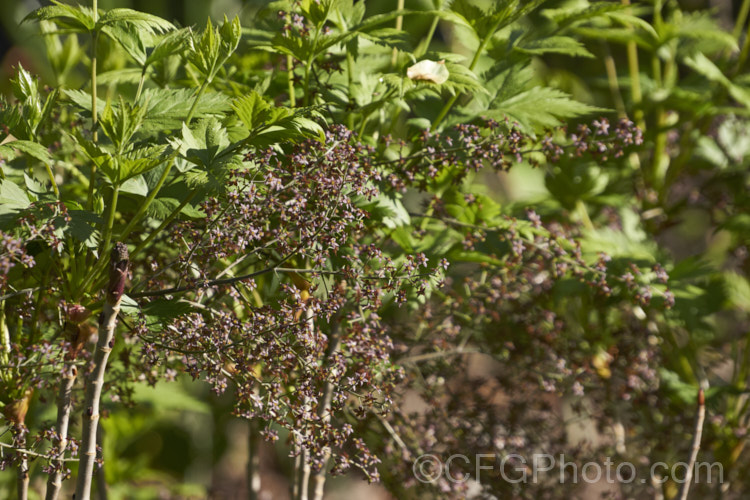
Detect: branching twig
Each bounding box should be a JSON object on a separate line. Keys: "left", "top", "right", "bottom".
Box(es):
{"left": 74, "top": 243, "right": 129, "bottom": 500}
{"left": 677, "top": 388, "right": 706, "bottom": 500}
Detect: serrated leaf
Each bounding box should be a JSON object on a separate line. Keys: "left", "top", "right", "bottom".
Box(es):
{"left": 58, "top": 210, "right": 101, "bottom": 248}
{"left": 98, "top": 96, "right": 148, "bottom": 154}
{"left": 514, "top": 36, "right": 594, "bottom": 58}
{"left": 63, "top": 88, "right": 106, "bottom": 115}
{"left": 139, "top": 89, "right": 231, "bottom": 131}
{"left": 146, "top": 28, "right": 192, "bottom": 66}
{"left": 684, "top": 53, "right": 750, "bottom": 110}
{"left": 24, "top": 1, "right": 96, "bottom": 32}
{"left": 101, "top": 21, "right": 149, "bottom": 66}
{"left": 118, "top": 145, "right": 170, "bottom": 182}
{"left": 486, "top": 87, "right": 606, "bottom": 130}
{"left": 232, "top": 92, "right": 272, "bottom": 131}
{"left": 96, "top": 9, "right": 174, "bottom": 33}
{"left": 0, "top": 140, "right": 52, "bottom": 164}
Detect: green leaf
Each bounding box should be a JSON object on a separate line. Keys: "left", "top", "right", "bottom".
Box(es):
{"left": 188, "top": 16, "right": 241, "bottom": 82}
{"left": 63, "top": 89, "right": 107, "bottom": 115}
{"left": 24, "top": 1, "right": 96, "bottom": 32}
{"left": 683, "top": 53, "right": 750, "bottom": 110}
{"left": 0, "top": 179, "right": 32, "bottom": 209}
{"left": 232, "top": 92, "right": 273, "bottom": 131}
{"left": 72, "top": 131, "right": 117, "bottom": 182}
{"left": 96, "top": 9, "right": 174, "bottom": 33}
{"left": 513, "top": 36, "right": 594, "bottom": 59}
{"left": 101, "top": 21, "right": 149, "bottom": 66}
{"left": 118, "top": 145, "right": 170, "bottom": 182}
{"left": 725, "top": 272, "right": 750, "bottom": 313}
{"left": 58, "top": 209, "right": 101, "bottom": 248}
{"left": 170, "top": 118, "right": 241, "bottom": 192}
{"left": 0, "top": 140, "right": 52, "bottom": 164}
{"left": 139, "top": 89, "right": 231, "bottom": 131}
{"left": 485, "top": 87, "right": 606, "bottom": 131}
{"left": 146, "top": 28, "right": 192, "bottom": 67}
{"left": 98, "top": 96, "right": 148, "bottom": 155}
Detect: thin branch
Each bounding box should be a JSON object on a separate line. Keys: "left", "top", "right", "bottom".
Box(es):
{"left": 247, "top": 419, "right": 261, "bottom": 500}
{"left": 74, "top": 243, "right": 129, "bottom": 500}
{"left": 0, "top": 442, "right": 78, "bottom": 461}
{"left": 17, "top": 451, "right": 29, "bottom": 500}
{"left": 0, "top": 288, "right": 39, "bottom": 302}
{"left": 46, "top": 364, "right": 78, "bottom": 500}
{"left": 677, "top": 388, "right": 706, "bottom": 500}
{"left": 295, "top": 306, "right": 315, "bottom": 500}
{"left": 310, "top": 319, "right": 342, "bottom": 500}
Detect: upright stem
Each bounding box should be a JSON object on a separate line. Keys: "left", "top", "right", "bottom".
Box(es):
{"left": 734, "top": 0, "right": 750, "bottom": 41}
{"left": 310, "top": 320, "right": 342, "bottom": 500}
{"left": 415, "top": 14, "right": 440, "bottom": 59}
{"left": 303, "top": 27, "right": 322, "bottom": 108}
{"left": 45, "top": 365, "right": 77, "bottom": 500}
{"left": 295, "top": 306, "right": 315, "bottom": 500}
{"left": 431, "top": 18, "right": 500, "bottom": 131}
{"left": 288, "top": 54, "right": 297, "bottom": 107}
{"left": 677, "top": 389, "right": 706, "bottom": 500}
{"left": 621, "top": 0, "right": 643, "bottom": 128}
{"left": 135, "top": 67, "right": 147, "bottom": 102}
{"left": 0, "top": 300, "right": 10, "bottom": 370}
{"left": 74, "top": 244, "right": 129, "bottom": 500}
{"left": 17, "top": 450, "right": 28, "bottom": 500}
{"left": 86, "top": 0, "right": 99, "bottom": 211}
{"left": 44, "top": 162, "right": 60, "bottom": 198}
{"left": 95, "top": 425, "right": 108, "bottom": 500}
{"left": 603, "top": 45, "right": 626, "bottom": 118}
{"left": 99, "top": 184, "right": 120, "bottom": 258}
{"left": 247, "top": 419, "right": 261, "bottom": 500}
{"left": 390, "top": 0, "right": 405, "bottom": 67}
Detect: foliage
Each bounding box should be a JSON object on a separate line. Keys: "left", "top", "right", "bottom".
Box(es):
{"left": 0, "top": 0, "right": 749, "bottom": 499}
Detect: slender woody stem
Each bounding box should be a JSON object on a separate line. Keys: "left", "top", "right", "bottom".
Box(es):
{"left": 677, "top": 389, "right": 706, "bottom": 500}
{"left": 45, "top": 365, "right": 77, "bottom": 500}
{"left": 86, "top": 0, "right": 99, "bottom": 211}
{"left": 74, "top": 244, "right": 129, "bottom": 500}
{"left": 17, "top": 445, "right": 28, "bottom": 500}
{"left": 311, "top": 320, "right": 342, "bottom": 500}
{"left": 247, "top": 419, "right": 261, "bottom": 500}
{"left": 295, "top": 308, "right": 314, "bottom": 500}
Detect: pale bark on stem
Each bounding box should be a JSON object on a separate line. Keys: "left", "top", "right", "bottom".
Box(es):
{"left": 311, "top": 320, "right": 342, "bottom": 500}
{"left": 295, "top": 307, "right": 315, "bottom": 500}
{"left": 17, "top": 452, "right": 28, "bottom": 500}
{"left": 95, "top": 425, "right": 108, "bottom": 500}
{"left": 677, "top": 388, "right": 706, "bottom": 500}
{"left": 45, "top": 367, "right": 77, "bottom": 500}
{"left": 74, "top": 243, "right": 129, "bottom": 500}
{"left": 247, "top": 419, "right": 261, "bottom": 500}
{"left": 292, "top": 452, "right": 301, "bottom": 500}
{"left": 294, "top": 299, "right": 315, "bottom": 500}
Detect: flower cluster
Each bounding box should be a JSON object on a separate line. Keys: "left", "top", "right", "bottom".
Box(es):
{"left": 121, "top": 125, "right": 445, "bottom": 479}
{"left": 379, "top": 118, "right": 644, "bottom": 192}
{"left": 371, "top": 209, "right": 667, "bottom": 497}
